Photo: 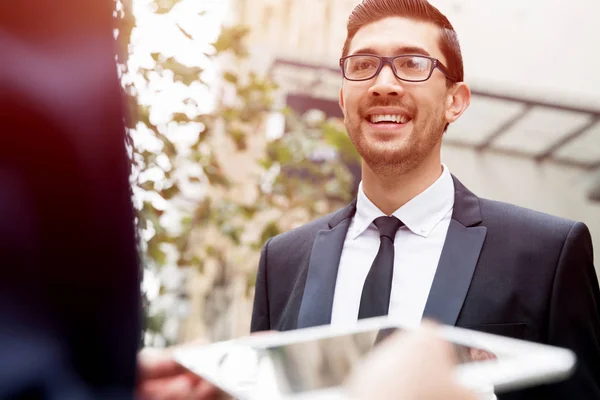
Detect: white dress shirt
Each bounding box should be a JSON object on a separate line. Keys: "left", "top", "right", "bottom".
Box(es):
{"left": 330, "top": 165, "right": 455, "bottom": 328}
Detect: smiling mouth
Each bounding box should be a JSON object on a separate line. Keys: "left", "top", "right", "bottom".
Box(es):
{"left": 367, "top": 114, "right": 412, "bottom": 124}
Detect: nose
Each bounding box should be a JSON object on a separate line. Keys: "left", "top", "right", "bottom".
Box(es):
{"left": 368, "top": 64, "right": 405, "bottom": 97}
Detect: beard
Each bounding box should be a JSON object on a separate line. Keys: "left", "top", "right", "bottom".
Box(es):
{"left": 345, "top": 98, "right": 446, "bottom": 176}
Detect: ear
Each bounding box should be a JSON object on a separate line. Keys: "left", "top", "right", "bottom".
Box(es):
{"left": 339, "top": 87, "right": 346, "bottom": 115}
{"left": 444, "top": 82, "right": 471, "bottom": 124}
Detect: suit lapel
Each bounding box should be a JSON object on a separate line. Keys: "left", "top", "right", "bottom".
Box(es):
{"left": 422, "top": 176, "right": 487, "bottom": 325}
{"left": 297, "top": 201, "right": 356, "bottom": 329}
{"left": 297, "top": 176, "right": 486, "bottom": 328}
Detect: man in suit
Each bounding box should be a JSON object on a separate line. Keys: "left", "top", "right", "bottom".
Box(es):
{"left": 250, "top": 0, "right": 600, "bottom": 398}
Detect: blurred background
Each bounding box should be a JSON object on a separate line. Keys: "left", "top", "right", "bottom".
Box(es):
{"left": 117, "top": 0, "right": 600, "bottom": 347}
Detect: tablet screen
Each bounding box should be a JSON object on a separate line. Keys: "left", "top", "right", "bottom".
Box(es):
{"left": 265, "top": 327, "right": 500, "bottom": 394}
{"left": 175, "top": 323, "right": 575, "bottom": 400}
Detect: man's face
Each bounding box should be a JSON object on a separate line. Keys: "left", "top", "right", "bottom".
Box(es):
{"left": 340, "top": 17, "right": 456, "bottom": 175}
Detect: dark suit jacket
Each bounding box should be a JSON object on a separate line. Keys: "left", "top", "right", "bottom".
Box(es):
{"left": 251, "top": 176, "right": 600, "bottom": 399}
{"left": 0, "top": 2, "right": 141, "bottom": 398}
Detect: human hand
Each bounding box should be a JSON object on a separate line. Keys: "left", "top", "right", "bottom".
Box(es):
{"left": 345, "top": 323, "right": 478, "bottom": 400}
{"left": 136, "top": 344, "right": 227, "bottom": 400}
{"left": 136, "top": 331, "right": 278, "bottom": 399}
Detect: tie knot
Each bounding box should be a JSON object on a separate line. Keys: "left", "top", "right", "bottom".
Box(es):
{"left": 373, "top": 216, "right": 403, "bottom": 241}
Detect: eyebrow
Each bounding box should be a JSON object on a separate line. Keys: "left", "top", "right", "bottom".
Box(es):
{"left": 350, "top": 46, "right": 431, "bottom": 57}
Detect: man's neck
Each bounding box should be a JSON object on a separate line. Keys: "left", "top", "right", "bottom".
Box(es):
{"left": 361, "top": 155, "right": 444, "bottom": 216}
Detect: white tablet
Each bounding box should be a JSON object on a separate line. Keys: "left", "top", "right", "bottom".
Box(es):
{"left": 174, "top": 317, "right": 576, "bottom": 399}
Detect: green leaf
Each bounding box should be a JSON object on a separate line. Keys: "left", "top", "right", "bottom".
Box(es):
{"left": 223, "top": 71, "right": 238, "bottom": 84}
{"left": 239, "top": 205, "right": 258, "bottom": 219}
{"left": 171, "top": 112, "right": 189, "bottom": 124}
{"left": 221, "top": 223, "right": 242, "bottom": 245}
{"left": 142, "top": 200, "right": 164, "bottom": 218}
{"left": 176, "top": 255, "right": 187, "bottom": 267}
{"left": 228, "top": 128, "right": 247, "bottom": 150}
{"left": 257, "top": 157, "right": 273, "bottom": 170}
{"left": 191, "top": 256, "right": 204, "bottom": 273}
{"left": 161, "top": 57, "right": 204, "bottom": 86}
{"left": 153, "top": 0, "right": 182, "bottom": 14}
{"left": 174, "top": 234, "right": 189, "bottom": 253}
{"left": 211, "top": 25, "right": 251, "bottom": 57}
{"left": 137, "top": 104, "right": 152, "bottom": 128}
{"left": 271, "top": 144, "right": 293, "bottom": 164}
{"left": 150, "top": 52, "right": 161, "bottom": 63}
{"left": 205, "top": 245, "right": 219, "bottom": 259}
{"left": 148, "top": 240, "right": 167, "bottom": 266}
{"left": 161, "top": 137, "right": 177, "bottom": 158}
{"left": 145, "top": 311, "right": 166, "bottom": 333}
{"left": 221, "top": 108, "right": 239, "bottom": 122}
{"left": 204, "top": 159, "right": 230, "bottom": 187}
{"left": 140, "top": 180, "right": 155, "bottom": 191}
{"left": 258, "top": 221, "right": 280, "bottom": 247}
{"left": 193, "top": 199, "right": 212, "bottom": 225}
{"left": 176, "top": 23, "right": 193, "bottom": 40}
{"left": 159, "top": 184, "right": 180, "bottom": 200}
{"left": 180, "top": 215, "right": 193, "bottom": 231}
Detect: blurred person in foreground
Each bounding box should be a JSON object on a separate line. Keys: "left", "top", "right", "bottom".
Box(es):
{"left": 0, "top": 0, "right": 141, "bottom": 398}
{"left": 249, "top": 0, "right": 600, "bottom": 399}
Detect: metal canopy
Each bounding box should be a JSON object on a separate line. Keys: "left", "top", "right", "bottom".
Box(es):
{"left": 444, "top": 89, "right": 600, "bottom": 171}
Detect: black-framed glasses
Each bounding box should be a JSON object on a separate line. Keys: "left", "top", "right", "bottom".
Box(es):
{"left": 339, "top": 54, "right": 455, "bottom": 82}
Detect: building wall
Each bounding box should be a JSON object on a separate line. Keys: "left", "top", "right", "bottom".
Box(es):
{"left": 231, "top": 0, "right": 357, "bottom": 64}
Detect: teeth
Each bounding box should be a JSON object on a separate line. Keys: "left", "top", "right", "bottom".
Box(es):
{"left": 369, "top": 114, "right": 409, "bottom": 124}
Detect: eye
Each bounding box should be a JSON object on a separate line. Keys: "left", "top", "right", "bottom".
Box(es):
{"left": 349, "top": 57, "right": 378, "bottom": 71}
{"left": 397, "top": 57, "right": 428, "bottom": 71}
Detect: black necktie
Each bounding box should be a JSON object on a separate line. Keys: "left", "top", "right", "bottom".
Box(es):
{"left": 358, "top": 216, "right": 403, "bottom": 319}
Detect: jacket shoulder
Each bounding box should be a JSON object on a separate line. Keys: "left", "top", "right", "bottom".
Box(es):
{"left": 266, "top": 208, "right": 344, "bottom": 249}
{"left": 478, "top": 198, "right": 579, "bottom": 237}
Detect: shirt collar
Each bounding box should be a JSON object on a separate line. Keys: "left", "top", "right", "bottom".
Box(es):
{"left": 352, "top": 164, "right": 455, "bottom": 239}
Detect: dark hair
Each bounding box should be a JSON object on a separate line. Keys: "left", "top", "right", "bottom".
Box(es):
{"left": 341, "top": 0, "right": 464, "bottom": 84}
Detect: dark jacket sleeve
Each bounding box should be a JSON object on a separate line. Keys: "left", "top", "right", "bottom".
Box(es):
{"left": 547, "top": 221, "right": 600, "bottom": 399}
{"left": 250, "top": 238, "right": 272, "bottom": 333}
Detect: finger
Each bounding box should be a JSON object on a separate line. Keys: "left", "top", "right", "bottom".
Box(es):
{"left": 137, "top": 374, "right": 195, "bottom": 400}
{"left": 138, "top": 336, "right": 212, "bottom": 379}
{"left": 419, "top": 319, "right": 441, "bottom": 329}
{"left": 412, "top": 323, "right": 458, "bottom": 363}
{"left": 137, "top": 348, "right": 189, "bottom": 380}
{"left": 189, "top": 380, "right": 228, "bottom": 400}
{"left": 447, "top": 384, "right": 480, "bottom": 400}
